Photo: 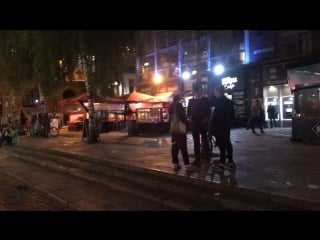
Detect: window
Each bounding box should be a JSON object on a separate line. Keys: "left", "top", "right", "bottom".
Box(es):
{"left": 256, "top": 31, "right": 263, "bottom": 37}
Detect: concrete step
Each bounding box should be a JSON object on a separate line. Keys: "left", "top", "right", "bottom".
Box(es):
{"left": 5, "top": 145, "right": 320, "bottom": 210}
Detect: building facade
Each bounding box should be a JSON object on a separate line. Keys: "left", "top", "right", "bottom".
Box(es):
{"left": 135, "top": 30, "right": 320, "bottom": 128}
{"left": 135, "top": 30, "right": 246, "bottom": 126}
{"left": 245, "top": 30, "right": 320, "bottom": 127}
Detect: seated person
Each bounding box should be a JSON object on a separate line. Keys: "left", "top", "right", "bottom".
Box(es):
{"left": 9, "top": 127, "right": 19, "bottom": 144}
{"left": 0, "top": 128, "right": 13, "bottom": 146}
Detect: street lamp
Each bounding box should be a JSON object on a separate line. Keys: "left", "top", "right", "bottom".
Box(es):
{"left": 153, "top": 73, "right": 163, "bottom": 84}
{"left": 213, "top": 64, "right": 225, "bottom": 75}
{"left": 182, "top": 71, "right": 191, "bottom": 80}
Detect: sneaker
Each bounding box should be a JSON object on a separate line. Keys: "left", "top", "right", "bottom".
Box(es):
{"left": 185, "top": 163, "right": 200, "bottom": 171}
{"left": 212, "top": 163, "right": 225, "bottom": 171}
{"left": 190, "top": 160, "right": 201, "bottom": 168}
{"left": 173, "top": 164, "right": 182, "bottom": 170}
{"left": 202, "top": 159, "right": 212, "bottom": 168}
{"left": 225, "top": 162, "right": 236, "bottom": 170}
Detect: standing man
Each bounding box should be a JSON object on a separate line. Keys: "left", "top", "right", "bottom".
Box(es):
{"left": 187, "top": 82, "right": 211, "bottom": 170}
{"left": 210, "top": 85, "right": 235, "bottom": 171}
{"left": 267, "top": 104, "right": 277, "bottom": 128}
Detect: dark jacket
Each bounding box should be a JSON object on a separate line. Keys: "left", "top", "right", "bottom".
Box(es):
{"left": 267, "top": 105, "right": 277, "bottom": 119}
{"left": 187, "top": 96, "right": 211, "bottom": 124}
{"left": 210, "top": 96, "right": 235, "bottom": 134}
{"left": 169, "top": 101, "right": 188, "bottom": 126}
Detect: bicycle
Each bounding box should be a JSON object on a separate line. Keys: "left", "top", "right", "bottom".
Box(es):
{"left": 201, "top": 133, "right": 216, "bottom": 157}
{"left": 49, "top": 126, "right": 59, "bottom": 137}
{"left": 208, "top": 134, "right": 216, "bottom": 155}
{"left": 31, "top": 119, "right": 59, "bottom": 137}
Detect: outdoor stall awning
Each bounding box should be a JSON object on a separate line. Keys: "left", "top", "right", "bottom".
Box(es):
{"left": 59, "top": 92, "right": 106, "bottom": 104}
{"left": 118, "top": 92, "right": 154, "bottom": 103}
{"left": 58, "top": 92, "right": 125, "bottom": 114}
{"left": 287, "top": 62, "right": 320, "bottom": 91}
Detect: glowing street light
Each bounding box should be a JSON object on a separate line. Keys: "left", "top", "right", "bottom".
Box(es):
{"left": 153, "top": 73, "right": 163, "bottom": 84}
{"left": 213, "top": 64, "right": 224, "bottom": 75}
{"left": 182, "top": 71, "right": 191, "bottom": 80}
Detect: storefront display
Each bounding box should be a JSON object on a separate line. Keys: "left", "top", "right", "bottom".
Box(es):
{"left": 136, "top": 107, "right": 169, "bottom": 135}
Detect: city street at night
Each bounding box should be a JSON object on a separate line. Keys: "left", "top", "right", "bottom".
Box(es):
{"left": 1, "top": 30, "right": 320, "bottom": 211}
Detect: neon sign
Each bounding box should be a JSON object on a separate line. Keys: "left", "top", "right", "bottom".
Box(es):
{"left": 221, "top": 76, "right": 238, "bottom": 89}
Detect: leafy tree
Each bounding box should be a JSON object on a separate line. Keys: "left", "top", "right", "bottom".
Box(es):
{"left": 0, "top": 30, "right": 136, "bottom": 142}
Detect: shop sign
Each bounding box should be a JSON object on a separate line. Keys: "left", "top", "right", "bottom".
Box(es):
{"left": 312, "top": 120, "right": 320, "bottom": 137}
{"left": 221, "top": 76, "right": 237, "bottom": 89}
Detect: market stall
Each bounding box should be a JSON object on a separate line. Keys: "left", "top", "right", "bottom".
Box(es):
{"left": 287, "top": 62, "right": 320, "bottom": 142}
{"left": 118, "top": 92, "right": 172, "bottom": 135}
{"left": 57, "top": 93, "right": 125, "bottom": 132}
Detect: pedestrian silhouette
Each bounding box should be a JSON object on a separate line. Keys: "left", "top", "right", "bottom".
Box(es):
{"left": 251, "top": 99, "right": 264, "bottom": 134}
{"left": 267, "top": 104, "right": 277, "bottom": 128}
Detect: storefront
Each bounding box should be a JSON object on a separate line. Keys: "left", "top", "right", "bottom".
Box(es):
{"left": 262, "top": 64, "right": 293, "bottom": 127}
{"left": 287, "top": 62, "right": 320, "bottom": 142}
{"left": 263, "top": 85, "right": 293, "bottom": 127}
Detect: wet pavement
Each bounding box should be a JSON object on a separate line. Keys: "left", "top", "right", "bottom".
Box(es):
{"left": 4, "top": 126, "right": 320, "bottom": 208}
{"left": 0, "top": 166, "right": 73, "bottom": 211}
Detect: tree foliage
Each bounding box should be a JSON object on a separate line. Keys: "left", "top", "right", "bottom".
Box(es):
{"left": 0, "top": 30, "right": 137, "bottom": 97}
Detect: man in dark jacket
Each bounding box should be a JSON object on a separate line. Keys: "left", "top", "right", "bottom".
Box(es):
{"left": 267, "top": 104, "right": 277, "bottom": 128}
{"left": 187, "top": 83, "right": 211, "bottom": 170}
{"left": 210, "top": 85, "right": 235, "bottom": 170}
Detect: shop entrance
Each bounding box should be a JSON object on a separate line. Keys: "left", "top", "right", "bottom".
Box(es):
{"left": 263, "top": 85, "right": 293, "bottom": 127}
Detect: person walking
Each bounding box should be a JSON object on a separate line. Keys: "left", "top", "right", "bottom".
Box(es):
{"left": 267, "top": 104, "right": 277, "bottom": 128}
{"left": 186, "top": 82, "right": 211, "bottom": 170}
{"left": 209, "top": 85, "right": 235, "bottom": 171}
{"left": 169, "top": 93, "right": 190, "bottom": 171}
{"left": 251, "top": 99, "right": 264, "bottom": 134}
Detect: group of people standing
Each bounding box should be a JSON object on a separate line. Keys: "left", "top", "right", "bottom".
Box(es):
{"left": 169, "top": 84, "right": 279, "bottom": 172}
{"left": 169, "top": 83, "right": 235, "bottom": 172}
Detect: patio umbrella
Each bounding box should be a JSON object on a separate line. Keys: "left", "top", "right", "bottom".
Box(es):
{"left": 118, "top": 92, "right": 154, "bottom": 103}
{"left": 60, "top": 92, "right": 106, "bottom": 104}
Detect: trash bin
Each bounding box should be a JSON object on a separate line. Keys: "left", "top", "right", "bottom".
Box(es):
{"left": 127, "top": 120, "right": 137, "bottom": 136}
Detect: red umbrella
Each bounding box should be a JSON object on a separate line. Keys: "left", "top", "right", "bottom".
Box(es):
{"left": 60, "top": 92, "right": 106, "bottom": 103}
{"left": 105, "top": 96, "right": 126, "bottom": 104}
{"left": 120, "top": 92, "right": 154, "bottom": 103}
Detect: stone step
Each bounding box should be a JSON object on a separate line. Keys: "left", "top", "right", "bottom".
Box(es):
{"left": 5, "top": 145, "right": 320, "bottom": 211}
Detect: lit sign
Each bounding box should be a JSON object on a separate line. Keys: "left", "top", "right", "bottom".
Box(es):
{"left": 283, "top": 101, "right": 293, "bottom": 105}
{"left": 221, "top": 76, "right": 238, "bottom": 89}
